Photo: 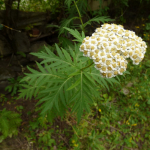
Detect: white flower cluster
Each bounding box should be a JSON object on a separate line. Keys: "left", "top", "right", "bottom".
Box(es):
{"left": 80, "top": 23, "right": 147, "bottom": 78}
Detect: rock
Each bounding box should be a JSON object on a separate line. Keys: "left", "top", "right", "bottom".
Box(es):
{"left": 0, "top": 69, "right": 16, "bottom": 81}
{"left": 13, "top": 32, "right": 30, "bottom": 53}
{"left": 18, "top": 58, "right": 30, "bottom": 66}
{"left": 8, "top": 55, "right": 19, "bottom": 66}
{"left": 121, "top": 82, "right": 133, "bottom": 95}
{"left": 0, "top": 32, "right": 30, "bottom": 57}
{"left": 28, "top": 41, "right": 48, "bottom": 62}
{"left": 126, "top": 82, "right": 133, "bottom": 87}
{"left": 11, "top": 66, "right": 22, "bottom": 72}
{"left": 0, "top": 34, "right": 12, "bottom": 56}
{"left": 122, "top": 87, "right": 130, "bottom": 95}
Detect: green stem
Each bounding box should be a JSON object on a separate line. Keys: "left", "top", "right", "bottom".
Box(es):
{"left": 81, "top": 62, "right": 94, "bottom": 71}
{"left": 73, "top": 0, "right": 85, "bottom": 33}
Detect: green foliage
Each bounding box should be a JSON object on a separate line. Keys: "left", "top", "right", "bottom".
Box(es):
{"left": 5, "top": 76, "right": 24, "bottom": 96}
{"left": 0, "top": 94, "right": 8, "bottom": 103}
{"left": 64, "top": 0, "right": 74, "bottom": 10}
{"left": 16, "top": 51, "right": 26, "bottom": 58}
{"left": 71, "top": 127, "right": 105, "bottom": 150}
{"left": 0, "top": 1, "right": 4, "bottom": 10}
{"left": 0, "top": 109, "right": 22, "bottom": 143}
{"left": 16, "top": 105, "right": 24, "bottom": 112}
{"left": 68, "top": 58, "right": 150, "bottom": 148}
{"left": 111, "top": 0, "right": 129, "bottom": 24}
{"left": 18, "top": 28, "right": 119, "bottom": 123}
{"left": 38, "top": 130, "right": 56, "bottom": 149}
{"left": 59, "top": 0, "right": 113, "bottom": 36}
{"left": 82, "top": 16, "right": 114, "bottom": 28}
{"left": 64, "top": 27, "right": 85, "bottom": 42}
{"left": 113, "top": 0, "right": 129, "bottom": 7}
{"left": 1, "top": 0, "right": 150, "bottom": 149}
{"left": 139, "top": 15, "right": 150, "bottom": 42}
{"left": 24, "top": 116, "right": 58, "bottom": 149}
{"left": 145, "top": 23, "right": 150, "bottom": 30}
{"left": 89, "top": 0, "right": 110, "bottom": 16}
{"left": 59, "top": 17, "right": 79, "bottom": 36}
{"left": 11, "top": 0, "right": 62, "bottom": 13}
{"left": 59, "top": 37, "right": 74, "bottom": 49}
{"left": 24, "top": 24, "right": 34, "bottom": 31}
{"left": 65, "top": 0, "right": 88, "bottom": 17}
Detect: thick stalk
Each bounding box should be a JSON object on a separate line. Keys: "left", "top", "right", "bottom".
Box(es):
{"left": 81, "top": 62, "right": 94, "bottom": 71}
{"left": 73, "top": 0, "right": 85, "bottom": 33}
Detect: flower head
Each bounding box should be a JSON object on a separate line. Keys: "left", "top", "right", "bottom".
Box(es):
{"left": 80, "top": 23, "right": 147, "bottom": 78}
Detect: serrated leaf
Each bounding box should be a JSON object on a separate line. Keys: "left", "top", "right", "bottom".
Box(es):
{"left": 64, "top": 0, "right": 74, "bottom": 9}
{"left": 59, "top": 37, "right": 73, "bottom": 48}
{"left": 59, "top": 17, "right": 79, "bottom": 36}
{"left": 64, "top": 27, "right": 85, "bottom": 42}
{"left": 62, "top": 48, "right": 72, "bottom": 63}
{"left": 83, "top": 16, "right": 114, "bottom": 28}
{"left": 5, "top": 85, "right": 12, "bottom": 92}
{"left": 67, "top": 77, "right": 80, "bottom": 91}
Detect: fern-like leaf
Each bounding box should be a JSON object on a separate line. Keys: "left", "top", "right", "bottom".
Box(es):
{"left": 83, "top": 16, "right": 114, "bottom": 28}
{"left": 77, "top": 0, "right": 88, "bottom": 15}
{"left": 64, "top": 27, "right": 85, "bottom": 43}
{"left": 0, "top": 109, "right": 21, "bottom": 142}
{"left": 59, "top": 17, "right": 79, "bottom": 36}
{"left": 64, "top": 0, "right": 74, "bottom": 10}
{"left": 18, "top": 43, "right": 120, "bottom": 123}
